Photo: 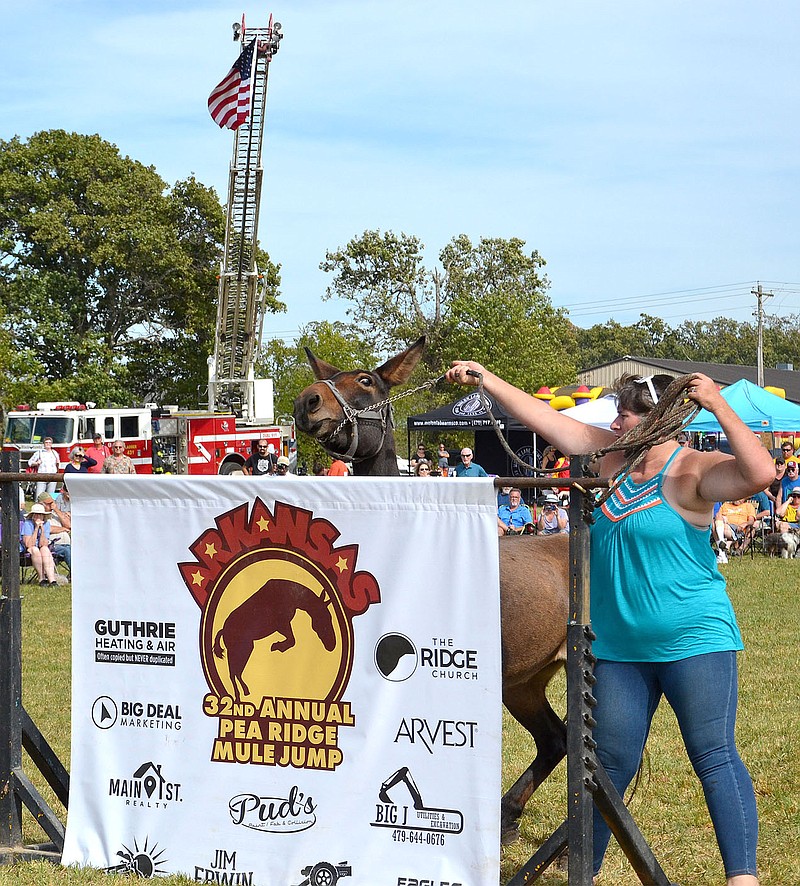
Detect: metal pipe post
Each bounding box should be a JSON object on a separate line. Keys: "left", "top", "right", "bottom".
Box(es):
{"left": 0, "top": 449, "right": 24, "bottom": 848}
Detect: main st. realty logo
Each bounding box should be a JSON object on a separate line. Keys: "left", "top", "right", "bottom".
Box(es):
{"left": 179, "top": 498, "right": 381, "bottom": 772}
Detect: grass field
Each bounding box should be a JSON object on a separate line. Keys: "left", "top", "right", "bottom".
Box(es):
{"left": 6, "top": 556, "right": 800, "bottom": 884}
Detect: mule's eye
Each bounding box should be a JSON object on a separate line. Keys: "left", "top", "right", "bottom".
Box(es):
{"left": 358, "top": 375, "right": 373, "bottom": 387}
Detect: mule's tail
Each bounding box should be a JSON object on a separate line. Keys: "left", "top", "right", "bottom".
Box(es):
{"left": 213, "top": 629, "right": 225, "bottom": 659}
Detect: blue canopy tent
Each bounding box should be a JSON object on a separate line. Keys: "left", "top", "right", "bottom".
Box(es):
{"left": 687, "top": 378, "right": 800, "bottom": 433}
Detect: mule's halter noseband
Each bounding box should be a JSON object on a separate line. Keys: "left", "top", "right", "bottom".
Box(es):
{"left": 317, "top": 378, "right": 395, "bottom": 463}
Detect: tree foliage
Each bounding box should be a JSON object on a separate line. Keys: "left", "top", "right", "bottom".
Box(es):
{"left": 321, "top": 230, "right": 577, "bottom": 400}
{"left": 577, "top": 311, "right": 800, "bottom": 371}
{"left": 0, "top": 129, "right": 283, "bottom": 409}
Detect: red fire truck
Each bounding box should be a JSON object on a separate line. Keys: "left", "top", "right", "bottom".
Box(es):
{"left": 3, "top": 402, "right": 295, "bottom": 476}
{"left": 5, "top": 19, "right": 295, "bottom": 479}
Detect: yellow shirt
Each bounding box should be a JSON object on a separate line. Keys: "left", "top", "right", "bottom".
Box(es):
{"left": 718, "top": 501, "right": 756, "bottom": 528}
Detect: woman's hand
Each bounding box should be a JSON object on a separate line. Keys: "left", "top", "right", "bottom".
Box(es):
{"left": 446, "top": 361, "right": 487, "bottom": 386}
{"left": 685, "top": 373, "right": 724, "bottom": 411}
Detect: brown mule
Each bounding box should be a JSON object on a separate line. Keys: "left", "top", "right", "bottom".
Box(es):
{"left": 294, "top": 338, "right": 568, "bottom": 842}
{"left": 213, "top": 579, "right": 336, "bottom": 702}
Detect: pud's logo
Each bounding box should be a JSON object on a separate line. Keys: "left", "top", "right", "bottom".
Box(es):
{"left": 179, "top": 498, "right": 380, "bottom": 772}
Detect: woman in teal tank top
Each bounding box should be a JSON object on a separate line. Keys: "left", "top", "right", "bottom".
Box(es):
{"left": 446, "top": 362, "right": 774, "bottom": 886}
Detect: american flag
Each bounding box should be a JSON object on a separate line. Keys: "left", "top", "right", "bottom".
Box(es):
{"left": 208, "top": 39, "right": 256, "bottom": 130}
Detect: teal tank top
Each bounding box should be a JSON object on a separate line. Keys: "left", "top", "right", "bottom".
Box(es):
{"left": 589, "top": 448, "right": 743, "bottom": 662}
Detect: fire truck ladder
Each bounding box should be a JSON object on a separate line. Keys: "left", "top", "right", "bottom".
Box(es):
{"left": 209, "top": 17, "right": 283, "bottom": 419}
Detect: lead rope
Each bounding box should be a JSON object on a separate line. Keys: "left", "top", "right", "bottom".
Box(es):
{"left": 467, "top": 370, "right": 701, "bottom": 521}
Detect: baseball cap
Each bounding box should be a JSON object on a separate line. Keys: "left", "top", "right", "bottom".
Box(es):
{"left": 791, "top": 487, "right": 800, "bottom": 496}
{"left": 544, "top": 493, "right": 559, "bottom": 504}
{"left": 276, "top": 455, "right": 290, "bottom": 467}
{"left": 37, "top": 492, "right": 55, "bottom": 503}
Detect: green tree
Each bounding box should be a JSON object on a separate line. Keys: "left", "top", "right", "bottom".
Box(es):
{"left": 440, "top": 235, "right": 576, "bottom": 393}
{"left": 576, "top": 314, "right": 682, "bottom": 368}
{"left": 321, "top": 230, "right": 576, "bottom": 400}
{"left": 0, "top": 130, "right": 284, "bottom": 409}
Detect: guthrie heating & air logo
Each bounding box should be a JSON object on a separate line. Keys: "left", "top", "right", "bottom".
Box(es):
{"left": 178, "top": 497, "right": 380, "bottom": 772}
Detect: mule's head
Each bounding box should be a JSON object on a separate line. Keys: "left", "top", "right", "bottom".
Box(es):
{"left": 294, "top": 336, "right": 426, "bottom": 473}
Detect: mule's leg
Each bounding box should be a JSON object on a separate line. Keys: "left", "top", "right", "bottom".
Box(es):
{"left": 500, "top": 662, "right": 566, "bottom": 844}
{"left": 227, "top": 641, "right": 253, "bottom": 701}
{"left": 271, "top": 621, "right": 296, "bottom": 653}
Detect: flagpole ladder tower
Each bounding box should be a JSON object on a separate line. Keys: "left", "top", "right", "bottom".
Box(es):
{"left": 207, "top": 15, "right": 283, "bottom": 420}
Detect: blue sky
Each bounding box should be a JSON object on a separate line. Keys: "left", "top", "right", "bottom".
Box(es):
{"left": 3, "top": 0, "right": 799, "bottom": 343}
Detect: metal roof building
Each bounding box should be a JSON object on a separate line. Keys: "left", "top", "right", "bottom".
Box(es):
{"left": 578, "top": 357, "right": 800, "bottom": 403}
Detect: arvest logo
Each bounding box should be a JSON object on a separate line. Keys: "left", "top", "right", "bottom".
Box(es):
{"left": 178, "top": 498, "right": 380, "bottom": 772}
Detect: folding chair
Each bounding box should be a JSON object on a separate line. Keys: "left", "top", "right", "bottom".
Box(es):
{"left": 19, "top": 549, "right": 37, "bottom": 583}
{"left": 744, "top": 499, "right": 773, "bottom": 558}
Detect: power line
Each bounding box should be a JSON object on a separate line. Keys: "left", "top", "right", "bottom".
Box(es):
{"left": 261, "top": 280, "right": 800, "bottom": 343}
{"left": 561, "top": 281, "right": 800, "bottom": 323}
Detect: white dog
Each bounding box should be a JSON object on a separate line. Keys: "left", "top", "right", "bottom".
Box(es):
{"left": 764, "top": 528, "right": 800, "bottom": 559}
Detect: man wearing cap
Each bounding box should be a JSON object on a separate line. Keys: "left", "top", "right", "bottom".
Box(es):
{"left": 85, "top": 434, "right": 111, "bottom": 473}
{"left": 775, "top": 487, "right": 800, "bottom": 532}
{"left": 244, "top": 439, "right": 277, "bottom": 476}
{"left": 777, "top": 457, "right": 800, "bottom": 508}
{"left": 275, "top": 455, "right": 292, "bottom": 476}
{"left": 767, "top": 456, "right": 786, "bottom": 507}
{"left": 536, "top": 493, "right": 570, "bottom": 536}
{"left": 497, "top": 488, "right": 534, "bottom": 536}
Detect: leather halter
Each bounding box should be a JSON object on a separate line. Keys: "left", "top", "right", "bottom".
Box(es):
{"left": 317, "top": 378, "right": 394, "bottom": 463}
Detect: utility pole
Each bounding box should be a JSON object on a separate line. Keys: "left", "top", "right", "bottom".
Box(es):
{"left": 752, "top": 283, "right": 773, "bottom": 387}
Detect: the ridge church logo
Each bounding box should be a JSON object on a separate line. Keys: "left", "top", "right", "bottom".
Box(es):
{"left": 179, "top": 498, "right": 380, "bottom": 772}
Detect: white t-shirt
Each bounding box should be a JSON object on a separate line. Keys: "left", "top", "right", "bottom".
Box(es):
{"left": 29, "top": 448, "right": 60, "bottom": 473}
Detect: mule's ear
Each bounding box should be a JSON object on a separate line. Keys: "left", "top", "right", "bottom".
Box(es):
{"left": 375, "top": 335, "right": 426, "bottom": 387}
{"left": 304, "top": 347, "right": 342, "bottom": 381}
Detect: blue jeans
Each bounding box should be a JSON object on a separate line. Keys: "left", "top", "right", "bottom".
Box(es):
{"left": 592, "top": 652, "right": 758, "bottom": 878}
{"left": 52, "top": 543, "right": 71, "bottom": 571}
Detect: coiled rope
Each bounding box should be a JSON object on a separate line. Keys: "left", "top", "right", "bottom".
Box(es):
{"left": 590, "top": 373, "right": 700, "bottom": 506}
{"left": 468, "top": 371, "right": 701, "bottom": 512}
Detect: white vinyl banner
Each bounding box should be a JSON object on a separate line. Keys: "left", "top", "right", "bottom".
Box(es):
{"left": 62, "top": 476, "right": 502, "bottom": 886}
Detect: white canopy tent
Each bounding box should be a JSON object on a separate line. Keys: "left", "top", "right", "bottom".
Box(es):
{"left": 560, "top": 395, "right": 618, "bottom": 429}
